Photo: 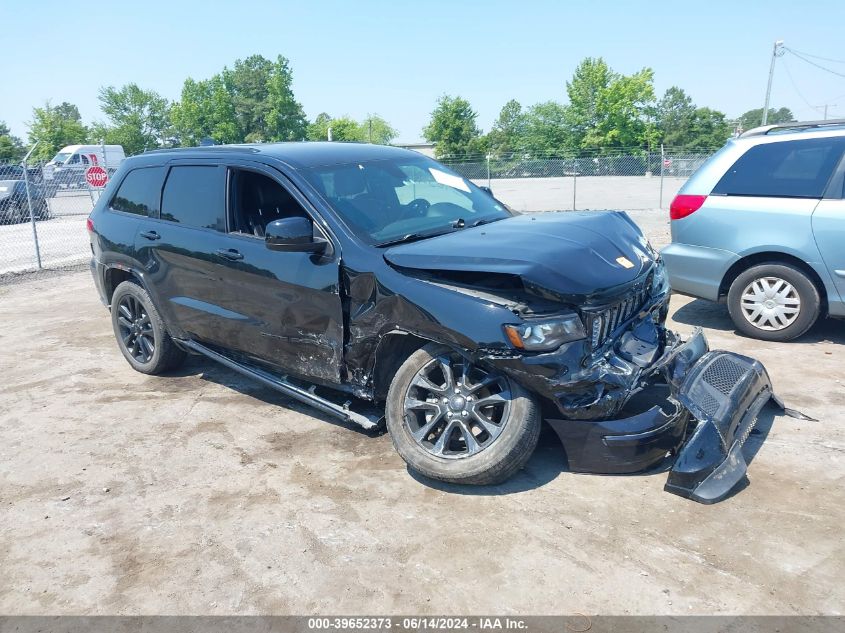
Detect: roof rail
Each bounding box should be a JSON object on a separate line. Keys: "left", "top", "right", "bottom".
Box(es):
{"left": 740, "top": 118, "right": 845, "bottom": 138}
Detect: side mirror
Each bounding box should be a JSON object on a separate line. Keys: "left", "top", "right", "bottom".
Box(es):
{"left": 479, "top": 185, "right": 494, "bottom": 196}
{"left": 265, "top": 217, "right": 326, "bottom": 253}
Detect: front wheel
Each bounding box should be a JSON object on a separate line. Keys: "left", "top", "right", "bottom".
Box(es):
{"left": 385, "top": 344, "right": 541, "bottom": 485}
{"left": 727, "top": 263, "right": 820, "bottom": 342}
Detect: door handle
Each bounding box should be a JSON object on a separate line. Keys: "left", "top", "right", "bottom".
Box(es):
{"left": 215, "top": 248, "right": 244, "bottom": 261}
{"left": 139, "top": 230, "right": 160, "bottom": 241}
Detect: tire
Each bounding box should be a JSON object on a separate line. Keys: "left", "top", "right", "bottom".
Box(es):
{"left": 110, "top": 280, "right": 186, "bottom": 374}
{"left": 727, "top": 263, "right": 820, "bottom": 342}
{"left": 385, "top": 343, "right": 541, "bottom": 485}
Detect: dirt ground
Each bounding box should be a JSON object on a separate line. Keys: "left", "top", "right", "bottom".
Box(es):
{"left": 1, "top": 243, "right": 843, "bottom": 614}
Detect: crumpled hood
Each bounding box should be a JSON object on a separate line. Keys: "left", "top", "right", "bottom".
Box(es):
{"left": 384, "top": 211, "right": 655, "bottom": 301}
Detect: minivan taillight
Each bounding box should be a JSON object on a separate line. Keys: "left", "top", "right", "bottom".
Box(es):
{"left": 669, "top": 194, "right": 707, "bottom": 220}
{"left": 86, "top": 217, "right": 94, "bottom": 233}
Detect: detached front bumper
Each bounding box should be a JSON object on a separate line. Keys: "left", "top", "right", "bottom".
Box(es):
{"left": 546, "top": 329, "right": 777, "bottom": 504}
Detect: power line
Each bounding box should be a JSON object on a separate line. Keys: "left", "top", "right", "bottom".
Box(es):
{"left": 781, "top": 57, "right": 825, "bottom": 115}
{"left": 785, "top": 47, "right": 845, "bottom": 64}
{"left": 784, "top": 47, "right": 845, "bottom": 80}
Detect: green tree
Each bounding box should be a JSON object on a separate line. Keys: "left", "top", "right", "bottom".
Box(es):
{"left": 91, "top": 83, "right": 170, "bottom": 155}
{"left": 656, "top": 86, "right": 695, "bottom": 147}
{"left": 223, "top": 54, "right": 274, "bottom": 139}
{"left": 170, "top": 75, "right": 240, "bottom": 146}
{"left": 307, "top": 112, "right": 333, "bottom": 141}
{"left": 0, "top": 122, "right": 25, "bottom": 162}
{"left": 360, "top": 114, "right": 397, "bottom": 144}
{"left": 487, "top": 99, "right": 527, "bottom": 155}
{"left": 307, "top": 113, "right": 397, "bottom": 144}
{"left": 171, "top": 54, "right": 307, "bottom": 145}
{"left": 264, "top": 55, "right": 308, "bottom": 141}
{"left": 27, "top": 101, "right": 88, "bottom": 161}
{"left": 655, "top": 87, "right": 729, "bottom": 149}
{"left": 326, "top": 117, "right": 364, "bottom": 142}
{"left": 565, "top": 57, "right": 658, "bottom": 150}
{"left": 739, "top": 107, "right": 794, "bottom": 131}
{"left": 684, "top": 107, "right": 731, "bottom": 150}
{"left": 521, "top": 101, "right": 573, "bottom": 156}
{"left": 423, "top": 95, "right": 480, "bottom": 158}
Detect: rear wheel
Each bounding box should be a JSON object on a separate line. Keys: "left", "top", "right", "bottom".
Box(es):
{"left": 385, "top": 343, "right": 540, "bottom": 485}
{"left": 727, "top": 263, "right": 820, "bottom": 341}
{"left": 111, "top": 281, "right": 186, "bottom": 374}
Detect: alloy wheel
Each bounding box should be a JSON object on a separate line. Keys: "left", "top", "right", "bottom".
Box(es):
{"left": 740, "top": 276, "right": 801, "bottom": 331}
{"left": 116, "top": 294, "right": 156, "bottom": 363}
{"left": 403, "top": 354, "right": 512, "bottom": 459}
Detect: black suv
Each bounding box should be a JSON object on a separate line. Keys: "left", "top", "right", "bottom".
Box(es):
{"left": 88, "top": 143, "right": 783, "bottom": 502}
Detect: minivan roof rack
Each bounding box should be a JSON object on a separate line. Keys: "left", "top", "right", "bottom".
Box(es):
{"left": 740, "top": 118, "right": 845, "bottom": 138}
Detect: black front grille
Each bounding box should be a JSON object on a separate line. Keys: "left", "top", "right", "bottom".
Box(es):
{"left": 586, "top": 280, "right": 651, "bottom": 349}
{"left": 702, "top": 355, "right": 745, "bottom": 396}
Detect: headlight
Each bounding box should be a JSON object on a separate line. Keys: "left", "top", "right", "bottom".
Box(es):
{"left": 652, "top": 258, "right": 669, "bottom": 295}
{"left": 503, "top": 315, "right": 586, "bottom": 351}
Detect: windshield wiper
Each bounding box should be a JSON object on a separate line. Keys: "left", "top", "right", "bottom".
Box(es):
{"left": 470, "top": 216, "right": 504, "bottom": 228}
{"left": 376, "top": 229, "right": 456, "bottom": 247}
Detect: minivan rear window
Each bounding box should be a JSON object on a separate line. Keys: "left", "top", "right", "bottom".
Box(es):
{"left": 160, "top": 166, "right": 225, "bottom": 231}
{"left": 712, "top": 137, "right": 845, "bottom": 198}
{"left": 110, "top": 167, "right": 165, "bottom": 216}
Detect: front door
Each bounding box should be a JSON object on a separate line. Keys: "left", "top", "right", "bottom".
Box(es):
{"left": 199, "top": 162, "right": 344, "bottom": 384}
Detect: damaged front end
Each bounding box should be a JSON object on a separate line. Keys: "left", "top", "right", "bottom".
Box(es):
{"left": 545, "top": 327, "right": 777, "bottom": 504}
{"left": 475, "top": 269, "right": 780, "bottom": 504}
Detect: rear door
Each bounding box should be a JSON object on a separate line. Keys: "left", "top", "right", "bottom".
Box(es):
{"left": 134, "top": 160, "right": 234, "bottom": 345}
{"left": 812, "top": 151, "right": 845, "bottom": 306}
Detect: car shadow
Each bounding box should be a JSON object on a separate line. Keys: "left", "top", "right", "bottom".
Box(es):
{"left": 163, "top": 354, "right": 792, "bottom": 500}
{"left": 671, "top": 297, "right": 845, "bottom": 344}
{"left": 161, "top": 355, "right": 382, "bottom": 436}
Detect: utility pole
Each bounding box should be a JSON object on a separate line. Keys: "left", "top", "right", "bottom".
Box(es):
{"left": 815, "top": 104, "right": 838, "bottom": 120}
{"left": 762, "top": 40, "right": 785, "bottom": 126}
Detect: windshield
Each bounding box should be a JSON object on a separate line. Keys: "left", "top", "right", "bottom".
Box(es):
{"left": 51, "top": 152, "right": 71, "bottom": 165}
{"left": 302, "top": 156, "right": 512, "bottom": 245}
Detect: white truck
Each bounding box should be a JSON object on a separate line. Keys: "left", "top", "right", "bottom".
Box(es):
{"left": 43, "top": 145, "right": 126, "bottom": 188}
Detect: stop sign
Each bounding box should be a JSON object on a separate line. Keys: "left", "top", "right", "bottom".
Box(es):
{"left": 85, "top": 166, "right": 108, "bottom": 188}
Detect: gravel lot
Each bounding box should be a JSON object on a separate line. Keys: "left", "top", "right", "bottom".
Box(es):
{"left": 0, "top": 208, "right": 842, "bottom": 615}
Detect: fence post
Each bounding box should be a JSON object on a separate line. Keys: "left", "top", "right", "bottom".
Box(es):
{"left": 22, "top": 143, "right": 43, "bottom": 270}
{"left": 486, "top": 154, "right": 491, "bottom": 189}
{"left": 572, "top": 158, "right": 577, "bottom": 211}
{"left": 659, "top": 144, "right": 665, "bottom": 209}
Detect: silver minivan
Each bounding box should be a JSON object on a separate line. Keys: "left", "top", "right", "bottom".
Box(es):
{"left": 661, "top": 120, "right": 845, "bottom": 341}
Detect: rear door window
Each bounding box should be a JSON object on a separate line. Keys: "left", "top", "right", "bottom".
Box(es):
{"left": 160, "top": 165, "right": 225, "bottom": 231}
{"left": 712, "top": 137, "right": 845, "bottom": 198}
{"left": 110, "top": 167, "right": 165, "bottom": 216}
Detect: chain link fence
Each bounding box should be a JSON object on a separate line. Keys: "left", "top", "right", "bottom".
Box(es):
{"left": 440, "top": 149, "right": 716, "bottom": 213}
{"left": 0, "top": 147, "right": 716, "bottom": 277}
{"left": 0, "top": 158, "right": 104, "bottom": 276}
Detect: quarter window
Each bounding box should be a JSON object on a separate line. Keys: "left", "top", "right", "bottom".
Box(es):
{"left": 160, "top": 166, "right": 225, "bottom": 231}
{"left": 712, "top": 137, "right": 845, "bottom": 198}
{"left": 110, "top": 167, "right": 165, "bottom": 216}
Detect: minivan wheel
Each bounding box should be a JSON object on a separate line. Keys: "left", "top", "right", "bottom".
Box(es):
{"left": 385, "top": 343, "right": 541, "bottom": 485}
{"left": 727, "top": 263, "right": 820, "bottom": 342}
{"left": 111, "top": 280, "right": 186, "bottom": 374}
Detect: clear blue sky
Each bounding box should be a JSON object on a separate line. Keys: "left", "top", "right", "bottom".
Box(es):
{"left": 4, "top": 0, "right": 845, "bottom": 144}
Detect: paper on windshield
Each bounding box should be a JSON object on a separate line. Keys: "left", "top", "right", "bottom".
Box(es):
{"left": 428, "top": 167, "right": 470, "bottom": 193}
